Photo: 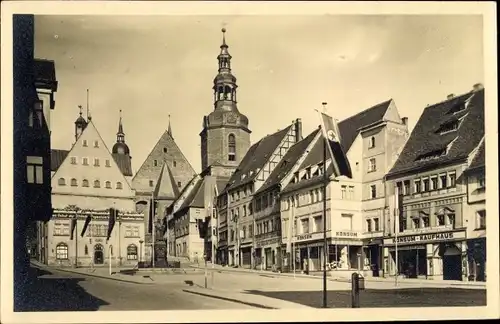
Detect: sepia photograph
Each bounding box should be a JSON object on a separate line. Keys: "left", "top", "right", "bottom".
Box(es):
{"left": 1, "top": 1, "right": 498, "bottom": 323}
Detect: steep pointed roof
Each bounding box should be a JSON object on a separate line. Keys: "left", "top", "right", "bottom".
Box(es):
{"left": 337, "top": 99, "right": 392, "bottom": 152}
{"left": 225, "top": 126, "right": 293, "bottom": 191}
{"left": 153, "top": 162, "right": 180, "bottom": 200}
{"left": 255, "top": 128, "right": 321, "bottom": 195}
{"left": 388, "top": 89, "right": 484, "bottom": 177}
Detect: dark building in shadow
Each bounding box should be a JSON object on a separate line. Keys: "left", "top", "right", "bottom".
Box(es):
{"left": 13, "top": 14, "right": 58, "bottom": 305}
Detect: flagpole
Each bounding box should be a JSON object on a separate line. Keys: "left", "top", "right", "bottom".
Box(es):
{"left": 321, "top": 102, "right": 329, "bottom": 309}
{"left": 395, "top": 186, "right": 399, "bottom": 287}
{"left": 292, "top": 204, "right": 296, "bottom": 278}
{"left": 152, "top": 192, "right": 156, "bottom": 269}
{"left": 75, "top": 212, "right": 78, "bottom": 268}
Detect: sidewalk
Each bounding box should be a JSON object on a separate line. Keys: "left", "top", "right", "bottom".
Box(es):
{"left": 189, "top": 264, "right": 487, "bottom": 289}
{"left": 182, "top": 286, "right": 313, "bottom": 309}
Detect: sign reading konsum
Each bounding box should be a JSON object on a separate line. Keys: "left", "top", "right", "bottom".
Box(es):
{"left": 334, "top": 231, "right": 359, "bottom": 238}
{"left": 385, "top": 230, "right": 466, "bottom": 245}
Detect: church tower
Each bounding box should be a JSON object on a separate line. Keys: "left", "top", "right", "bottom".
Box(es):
{"left": 74, "top": 105, "right": 88, "bottom": 142}
{"left": 112, "top": 109, "right": 130, "bottom": 156}
{"left": 200, "top": 28, "right": 251, "bottom": 173}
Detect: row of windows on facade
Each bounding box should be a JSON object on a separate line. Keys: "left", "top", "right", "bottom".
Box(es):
{"left": 53, "top": 223, "right": 140, "bottom": 237}
{"left": 57, "top": 178, "right": 123, "bottom": 189}
{"left": 398, "top": 209, "right": 485, "bottom": 232}
{"left": 70, "top": 156, "right": 112, "bottom": 167}
{"left": 54, "top": 242, "right": 139, "bottom": 260}
{"left": 396, "top": 171, "right": 458, "bottom": 195}
{"left": 81, "top": 139, "right": 102, "bottom": 148}
{"left": 149, "top": 179, "right": 182, "bottom": 188}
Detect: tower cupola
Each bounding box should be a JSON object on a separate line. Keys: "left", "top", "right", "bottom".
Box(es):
{"left": 112, "top": 109, "right": 130, "bottom": 155}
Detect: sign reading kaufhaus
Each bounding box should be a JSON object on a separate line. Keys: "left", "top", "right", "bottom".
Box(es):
{"left": 384, "top": 230, "right": 466, "bottom": 246}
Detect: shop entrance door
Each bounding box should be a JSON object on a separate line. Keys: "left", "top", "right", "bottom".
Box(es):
{"left": 443, "top": 246, "right": 462, "bottom": 281}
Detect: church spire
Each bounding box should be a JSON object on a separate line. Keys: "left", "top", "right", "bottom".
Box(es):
{"left": 112, "top": 109, "right": 130, "bottom": 155}
{"left": 213, "top": 28, "right": 238, "bottom": 111}
{"left": 168, "top": 114, "right": 173, "bottom": 138}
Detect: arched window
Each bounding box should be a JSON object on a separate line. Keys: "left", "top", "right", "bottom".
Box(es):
{"left": 94, "top": 180, "right": 100, "bottom": 188}
{"left": 369, "top": 136, "right": 375, "bottom": 149}
{"left": 105, "top": 181, "right": 111, "bottom": 189}
{"left": 55, "top": 243, "right": 68, "bottom": 260}
{"left": 116, "top": 182, "right": 123, "bottom": 189}
{"left": 224, "top": 85, "right": 232, "bottom": 100}
{"left": 58, "top": 178, "right": 66, "bottom": 186}
{"left": 127, "top": 244, "right": 138, "bottom": 260}
{"left": 228, "top": 134, "right": 236, "bottom": 161}
{"left": 218, "top": 86, "right": 224, "bottom": 100}
{"left": 82, "top": 179, "right": 89, "bottom": 187}
{"left": 71, "top": 178, "right": 77, "bottom": 187}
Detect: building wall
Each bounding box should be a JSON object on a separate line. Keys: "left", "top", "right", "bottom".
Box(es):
{"left": 52, "top": 194, "right": 135, "bottom": 212}
{"left": 201, "top": 126, "right": 251, "bottom": 171}
{"left": 465, "top": 170, "right": 486, "bottom": 240}
{"left": 43, "top": 214, "right": 145, "bottom": 267}
{"left": 132, "top": 130, "right": 196, "bottom": 196}
{"left": 173, "top": 207, "right": 205, "bottom": 259}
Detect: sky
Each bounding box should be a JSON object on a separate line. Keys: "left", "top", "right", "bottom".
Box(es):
{"left": 34, "top": 15, "right": 484, "bottom": 174}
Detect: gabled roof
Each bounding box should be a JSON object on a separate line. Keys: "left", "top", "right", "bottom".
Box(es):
{"left": 388, "top": 89, "right": 484, "bottom": 177}
{"left": 338, "top": 99, "right": 392, "bottom": 152}
{"left": 255, "top": 128, "right": 320, "bottom": 195}
{"left": 225, "top": 126, "right": 293, "bottom": 191}
{"left": 153, "top": 162, "right": 180, "bottom": 199}
{"left": 176, "top": 177, "right": 206, "bottom": 213}
{"left": 281, "top": 161, "right": 333, "bottom": 195}
{"left": 50, "top": 149, "right": 132, "bottom": 177}
{"left": 165, "top": 174, "right": 200, "bottom": 215}
{"left": 468, "top": 138, "right": 485, "bottom": 171}
{"left": 51, "top": 149, "right": 69, "bottom": 172}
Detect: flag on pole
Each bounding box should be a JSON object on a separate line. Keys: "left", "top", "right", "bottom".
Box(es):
{"left": 80, "top": 214, "right": 92, "bottom": 237}
{"left": 70, "top": 215, "right": 77, "bottom": 240}
{"left": 318, "top": 111, "right": 352, "bottom": 179}
{"left": 106, "top": 208, "right": 117, "bottom": 242}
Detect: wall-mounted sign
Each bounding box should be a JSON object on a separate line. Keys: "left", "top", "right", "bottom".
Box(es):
{"left": 384, "top": 230, "right": 465, "bottom": 245}
{"left": 334, "top": 231, "right": 359, "bottom": 238}
{"left": 296, "top": 234, "right": 313, "bottom": 241}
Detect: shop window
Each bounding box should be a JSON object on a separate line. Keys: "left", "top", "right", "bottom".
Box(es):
{"left": 55, "top": 243, "right": 68, "bottom": 260}
{"left": 476, "top": 210, "right": 486, "bottom": 229}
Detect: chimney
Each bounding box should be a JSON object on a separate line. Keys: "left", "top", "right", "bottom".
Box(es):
{"left": 447, "top": 94, "right": 455, "bottom": 100}
{"left": 473, "top": 83, "right": 484, "bottom": 91}
{"left": 401, "top": 117, "right": 408, "bottom": 125}
{"left": 294, "top": 118, "right": 302, "bottom": 142}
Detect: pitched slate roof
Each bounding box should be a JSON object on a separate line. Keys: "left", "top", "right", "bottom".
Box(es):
{"left": 175, "top": 177, "right": 206, "bottom": 214}
{"left": 388, "top": 89, "right": 484, "bottom": 177}
{"left": 281, "top": 162, "right": 334, "bottom": 195}
{"left": 50, "top": 149, "right": 133, "bottom": 177}
{"left": 226, "top": 126, "right": 293, "bottom": 191}
{"left": 153, "top": 162, "right": 180, "bottom": 199}
{"left": 255, "top": 128, "right": 320, "bottom": 195}
{"left": 165, "top": 174, "right": 199, "bottom": 215}
{"left": 51, "top": 149, "right": 69, "bottom": 172}
{"left": 469, "top": 139, "right": 485, "bottom": 170}
{"left": 338, "top": 99, "right": 392, "bottom": 152}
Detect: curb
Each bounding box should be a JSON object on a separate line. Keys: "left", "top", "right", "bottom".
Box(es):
{"left": 51, "top": 267, "right": 152, "bottom": 285}
{"left": 192, "top": 266, "right": 487, "bottom": 288}
{"left": 182, "top": 289, "right": 276, "bottom": 309}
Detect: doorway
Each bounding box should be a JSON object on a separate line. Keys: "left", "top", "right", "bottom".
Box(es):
{"left": 443, "top": 245, "right": 462, "bottom": 281}
{"left": 94, "top": 244, "right": 104, "bottom": 265}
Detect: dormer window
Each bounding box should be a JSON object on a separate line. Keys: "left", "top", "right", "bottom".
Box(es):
{"left": 368, "top": 136, "right": 375, "bottom": 149}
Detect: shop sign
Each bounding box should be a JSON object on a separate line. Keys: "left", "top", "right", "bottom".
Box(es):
{"left": 296, "top": 234, "right": 313, "bottom": 241}
{"left": 333, "top": 231, "right": 359, "bottom": 238}
{"left": 387, "top": 231, "right": 465, "bottom": 245}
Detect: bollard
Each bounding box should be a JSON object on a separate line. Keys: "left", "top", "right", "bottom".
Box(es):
{"left": 351, "top": 272, "right": 360, "bottom": 308}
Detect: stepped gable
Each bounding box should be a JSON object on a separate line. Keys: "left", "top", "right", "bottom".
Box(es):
{"left": 388, "top": 89, "right": 484, "bottom": 177}
{"left": 225, "top": 126, "right": 293, "bottom": 191}
{"left": 337, "top": 99, "right": 392, "bottom": 152}
{"left": 255, "top": 128, "right": 321, "bottom": 195}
